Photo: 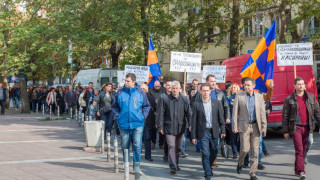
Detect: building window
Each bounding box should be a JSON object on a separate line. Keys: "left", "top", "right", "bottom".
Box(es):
{"left": 245, "top": 18, "right": 253, "bottom": 37}
{"left": 208, "top": 28, "right": 214, "bottom": 43}
{"left": 180, "top": 31, "right": 186, "bottom": 45}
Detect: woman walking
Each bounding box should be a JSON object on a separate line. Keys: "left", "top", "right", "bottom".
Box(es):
{"left": 98, "top": 83, "right": 114, "bottom": 139}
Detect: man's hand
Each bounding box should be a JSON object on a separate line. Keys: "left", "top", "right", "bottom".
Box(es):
{"left": 226, "top": 118, "right": 231, "bottom": 124}
{"left": 160, "top": 129, "right": 164, "bottom": 135}
{"left": 155, "top": 99, "right": 159, "bottom": 104}
{"left": 192, "top": 139, "right": 197, "bottom": 145}
{"left": 233, "top": 129, "right": 238, "bottom": 133}
{"left": 182, "top": 90, "right": 187, "bottom": 97}
{"left": 189, "top": 126, "right": 192, "bottom": 132}
{"left": 221, "top": 134, "right": 226, "bottom": 138}
{"left": 262, "top": 131, "right": 267, "bottom": 137}
{"left": 284, "top": 133, "right": 290, "bottom": 140}
{"left": 97, "top": 112, "right": 100, "bottom": 116}
{"left": 155, "top": 125, "right": 158, "bottom": 129}
{"left": 267, "top": 109, "right": 271, "bottom": 114}
{"left": 65, "top": 104, "right": 68, "bottom": 109}
{"left": 269, "top": 80, "right": 274, "bottom": 89}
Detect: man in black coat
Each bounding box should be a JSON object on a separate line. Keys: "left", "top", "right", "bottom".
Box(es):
{"left": 191, "top": 84, "right": 226, "bottom": 180}
{"left": 158, "top": 80, "right": 192, "bottom": 175}
{"left": 64, "top": 86, "right": 77, "bottom": 118}
{"left": 0, "top": 83, "right": 8, "bottom": 115}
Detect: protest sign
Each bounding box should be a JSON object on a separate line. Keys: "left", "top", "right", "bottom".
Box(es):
{"left": 170, "top": 52, "right": 202, "bottom": 73}
{"left": 187, "top": 72, "right": 203, "bottom": 83}
{"left": 117, "top": 71, "right": 125, "bottom": 86}
{"left": 124, "top": 65, "right": 150, "bottom": 82}
{"left": 277, "top": 43, "right": 313, "bottom": 66}
{"left": 202, "top": 65, "right": 226, "bottom": 83}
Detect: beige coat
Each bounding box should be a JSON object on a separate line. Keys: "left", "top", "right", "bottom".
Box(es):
{"left": 232, "top": 91, "right": 267, "bottom": 134}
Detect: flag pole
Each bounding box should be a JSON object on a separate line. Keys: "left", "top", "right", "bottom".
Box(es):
{"left": 293, "top": 61, "right": 296, "bottom": 79}
{"left": 184, "top": 69, "right": 186, "bottom": 93}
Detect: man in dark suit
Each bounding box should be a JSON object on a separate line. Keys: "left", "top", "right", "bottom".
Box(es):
{"left": 191, "top": 84, "right": 226, "bottom": 180}
{"left": 64, "top": 86, "right": 77, "bottom": 118}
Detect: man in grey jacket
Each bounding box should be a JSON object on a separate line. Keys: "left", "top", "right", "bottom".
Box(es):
{"left": 64, "top": 86, "right": 77, "bottom": 118}
{"left": 158, "top": 80, "right": 192, "bottom": 175}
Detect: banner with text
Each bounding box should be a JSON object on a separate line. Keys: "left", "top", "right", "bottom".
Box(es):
{"left": 202, "top": 65, "right": 226, "bottom": 83}
{"left": 117, "top": 71, "right": 125, "bottom": 86}
{"left": 276, "top": 43, "right": 313, "bottom": 66}
{"left": 187, "top": 72, "right": 203, "bottom": 83}
{"left": 170, "top": 51, "right": 202, "bottom": 73}
{"left": 124, "top": 65, "right": 150, "bottom": 82}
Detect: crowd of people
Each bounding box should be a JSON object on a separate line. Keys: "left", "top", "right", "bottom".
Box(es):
{"left": 1, "top": 72, "right": 319, "bottom": 180}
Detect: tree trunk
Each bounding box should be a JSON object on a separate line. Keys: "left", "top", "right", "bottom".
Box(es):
{"left": 18, "top": 73, "right": 30, "bottom": 113}
{"left": 140, "top": 0, "right": 149, "bottom": 65}
{"left": 278, "top": 0, "right": 287, "bottom": 43}
{"left": 229, "top": 0, "right": 240, "bottom": 58}
{"left": 109, "top": 41, "right": 123, "bottom": 68}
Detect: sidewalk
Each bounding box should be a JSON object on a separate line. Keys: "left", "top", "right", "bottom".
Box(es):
{"left": 0, "top": 109, "right": 133, "bottom": 180}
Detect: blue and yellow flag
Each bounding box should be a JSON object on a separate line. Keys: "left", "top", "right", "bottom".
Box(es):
{"left": 147, "top": 38, "right": 162, "bottom": 88}
{"left": 240, "top": 21, "right": 276, "bottom": 93}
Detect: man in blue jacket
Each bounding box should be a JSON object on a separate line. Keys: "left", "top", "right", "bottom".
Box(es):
{"left": 112, "top": 73, "right": 150, "bottom": 176}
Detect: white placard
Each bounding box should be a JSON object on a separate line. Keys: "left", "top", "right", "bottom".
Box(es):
{"left": 202, "top": 65, "right": 226, "bottom": 83}
{"left": 117, "top": 71, "right": 125, "bottom": 86}
{"left": 170, "top": 51, "right": 202, "bottom": 73}
{"left": 124, "top": 65, "right": 150, "bottom": 82}
{"left": 187, "top": 72, "right": 203, "bottom": 83}
{"left": 277, "top": 43, "right": 313, "bottom": 66}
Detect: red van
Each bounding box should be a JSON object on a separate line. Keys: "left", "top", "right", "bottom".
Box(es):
{"left": 220, "top": 53, "right": 318, "bottom": 130}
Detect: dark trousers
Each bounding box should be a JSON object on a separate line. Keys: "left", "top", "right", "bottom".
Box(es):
{"left": 200, "top": 130, "right": 219, "bottom": 178}
{"left": 226, "top": 124, "right": 240, "bottom": 154}
{"left": 32, "top": 100, "right": 38, "bottom": 112}
{"left": 101, "top": 110, "right": 114, "bottom": 139}
{"left": 143, "top": 125, "right": 152, "bottom": 160}
{"left": 166, "top": 134, "right": 184, "bottom": 169}
{"left": 49, "top": 104, "right": 56, "bottom": 114}
{"left": 0, "top": 100, "right": 5, "bottom": 115}
{"left": 149, "top": 127, "right": 157, "bottom": 145}
{"left": 159, "top": 132, "right": 165, "bottom": 146}
{"left": 292, "top": 125, "right": 310, "bottom": 174}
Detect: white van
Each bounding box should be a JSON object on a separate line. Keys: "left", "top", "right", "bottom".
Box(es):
{"left": 74, "top": 68, "right": 118, "bottom": 89}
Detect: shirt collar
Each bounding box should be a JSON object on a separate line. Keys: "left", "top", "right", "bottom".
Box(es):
{"left": 246, "top": 91, "right": 255, "bottom": 97}
{"left": 202, "top": 98, "right": 211, "bottom": 103}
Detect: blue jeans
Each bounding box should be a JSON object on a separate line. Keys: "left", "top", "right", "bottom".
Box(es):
{"left": 41, "top": 100, "right": 48, "bottom": 111}
{"left": 101, "top": 110, "right": 114, "bottom": 139}
{"left": 245, "top": 135, "right": 263, "bottom": 165}
{"left": 200, "top": 130, "right": 219, "bottom": 178}
{"left": 32, "top": 100, "right": 38, "bottom": 112}
{"left": 120, "top": 126, "right": 144, "bottom": 166}
{"left": 143, "top": 125, "right": 152, "bottom": 160}
{"left": 15, "top": 96, "right": 20, "bottom": 108}
{"left": 305, "top": 133, "right": 313, "bottom": 156}
{"left": 183, "top": 128, "right": 200, "bottom": 151}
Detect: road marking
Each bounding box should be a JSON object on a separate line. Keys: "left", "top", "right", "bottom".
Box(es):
{"left": 0, "top": 139, "right": 85, "bottom": 144}
{"left": 0, "top": 128, "right": 82, "bottom": 132}
{"left": 0, "top": 156, "right": 107, "bottom": 165}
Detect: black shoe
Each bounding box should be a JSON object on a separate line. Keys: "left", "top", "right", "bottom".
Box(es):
{"left": 258, "top": 164, "right": 265, "bottom": 170}
{"left": 243, "top": 164, "right": 249, "bottom": 168}
{"left": 237, "top": 163, "right": 242, "bottom": 174}
{"left": 250, "top": 176, "right": 258, "bottom": 180}
{"left": 205, "top": 177, "right": 211, "bottom": 180}
{"left": 177, "top": 166, "right": 181, "bottom": 171}
{"left": 145, "top": 158, "right": 153, "bottom": 162}
{"left": 181, "top": 151, "right": 188, "bottom": 158}
{"left": 170, "top": 168, "right": 177, "bottom": 174}
{"left": 233, "top": 153, "right": 238, "bottom": 159}
{"left": 263, "top": 151, "right": 269, "bottom": 156}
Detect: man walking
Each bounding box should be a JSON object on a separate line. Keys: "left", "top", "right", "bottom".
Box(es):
{"left": 191, "top": 84, "right": 226, "bottom": 180}
{"left": 282, "top": 77, "right": 320, "bottom": 180}
{"left": 0, "top": 83, "right": 8, "bottom": 115}
{"left": 232, "top": 77, "right": 267, "bottom": 180}
{"left": 64, "top": 86, "right": 77, "bottom": 118}
{"left": 158, "top": 80, "right": 192, "bottom": 175}
{"left": 112, "top": 73, "right": 150, "bottom": 176}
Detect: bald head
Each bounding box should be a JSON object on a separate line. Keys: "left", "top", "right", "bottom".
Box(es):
{"left": 154, "top": 80, "right": 161, "bottom": 91}
{"left": 140, "top": 84, "right": 149, "bottom": 94}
